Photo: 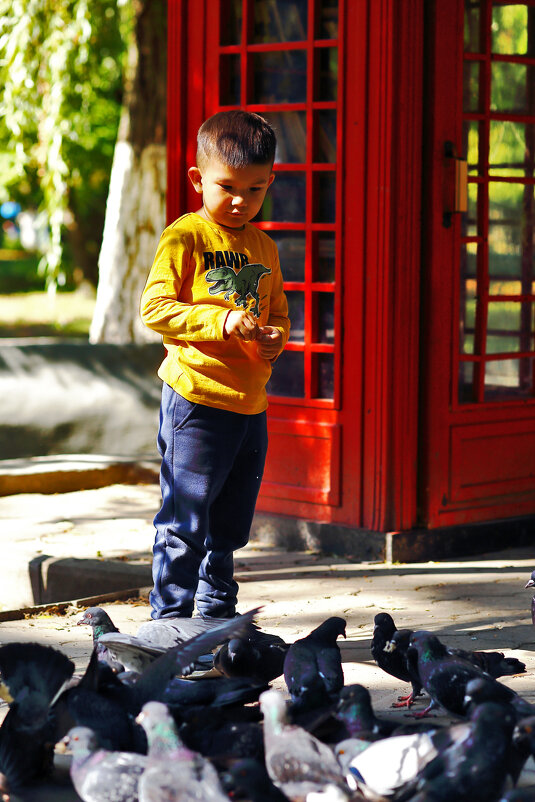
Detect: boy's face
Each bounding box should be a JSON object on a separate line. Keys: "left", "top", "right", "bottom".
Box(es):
{"left": 188, "top": 158, "right": 274, "bottom": 229}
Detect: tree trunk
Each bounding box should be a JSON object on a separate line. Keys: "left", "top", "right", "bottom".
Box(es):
{"left": 90, "top": 0, "right": 167, "bottom": 344}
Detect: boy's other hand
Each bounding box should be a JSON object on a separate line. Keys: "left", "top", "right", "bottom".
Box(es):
{"left": 256, "top": 326, "right": 283, "bottom": 359}
{"left": 224, "top": 310, "right": 258, "bottom": 341}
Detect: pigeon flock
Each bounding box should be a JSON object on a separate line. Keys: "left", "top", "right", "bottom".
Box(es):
{"left": 0, "top": 573, "right": 532, "bottom": 801}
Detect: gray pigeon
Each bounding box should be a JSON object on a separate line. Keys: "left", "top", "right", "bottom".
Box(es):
{"left": 259, "top": 689, "right": 349, "bottom": 801}
{"left": 136, "top": 700, "right": 228, "bottom": 801}
{"left": 66, "top": 725, "right": 147, "bottom": 802}
{"left": 97, "top": 633, "right": 168, "bottom": 674}
{"left": 78, "top": 607, "right": 124, "bottom": 672}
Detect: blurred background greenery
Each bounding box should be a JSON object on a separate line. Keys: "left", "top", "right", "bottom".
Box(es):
{"left": 0, "top": 0, "right": 134, "bottom": 336}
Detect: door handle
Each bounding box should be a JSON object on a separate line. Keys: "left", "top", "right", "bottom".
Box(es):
{"left": 443, "top": 141, "right": 467, "bottom": 228}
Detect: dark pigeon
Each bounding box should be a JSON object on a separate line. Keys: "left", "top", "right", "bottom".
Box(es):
{"left": 525, "top": 570, "right": 535, "bottom": 627}
{"left": 221, "top": 758, "right": 290, "bottom": 801}
{"left": 78, "top": 607, "right": 124, "bottom": 673}
{"left": 66, "top": 725, "right": 147, "bottom": 802}
{"left": 406, "top": 630, "right": 492, "bottom": 717}
{"left": 260, "top": 689, "right": 349, "bottom": 801}
{"left": 372, "top": 613, "right": 423, "bottom": 707}
{"left": 334, "top": 683, "right": 398, "bottom": 741}
{"left": 163, "top": 675, "right": 268, "bottom": 709}
{"left": 0, "top": 642, "right": 75, "bottom": 794}
{"left": 214, "top": 629, "right": 289, "bottom": 684}
{"left": 393, "top": 701, "right": 516, "bottom": 802}
{"left": 50, "top": 649, "right": 146, "bottom": 753}
{"left": 136, "top": 700, "right": 228, "bottom": 801}
{"left": 377, "top": 614, "right": 525, "bottom": 709}
{"left": 178, "top": 705, "right": 264, "bottom": 763}
{"left": 463, "top": 675, "right": 535, "bottom": 721}
{"left": 283, "top": 616, "right": 346, "bottom": 711}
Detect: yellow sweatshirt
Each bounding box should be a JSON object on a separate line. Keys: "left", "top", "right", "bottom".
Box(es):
{"left": 140, "top": 213, "right": 290, "bottom": 414}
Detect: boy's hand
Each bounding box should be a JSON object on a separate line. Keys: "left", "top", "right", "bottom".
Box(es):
{"left": 256, "top": 326, "right": 283, "bottom": 359}
{"left": 224, "top": 310, "right": 258, "bottom": 341}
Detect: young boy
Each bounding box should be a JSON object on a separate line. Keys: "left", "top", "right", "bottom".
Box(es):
{"left": 140, "top": 110, "right": 290, "bottom": 626}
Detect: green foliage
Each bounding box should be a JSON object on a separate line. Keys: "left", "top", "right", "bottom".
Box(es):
{"left": 0, "top": 0, "right": 133, "bottom": 288}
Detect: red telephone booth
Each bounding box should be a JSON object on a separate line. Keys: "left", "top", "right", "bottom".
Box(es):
{"left": 167, "top": 0, "right": 535, "bottom": 559}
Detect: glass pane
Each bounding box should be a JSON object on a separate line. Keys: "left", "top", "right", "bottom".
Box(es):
{"left": 464, "top": 0, "right": 481, "bottom": 53}
{"left": 491, "top": 4, "right": 528, "bottom": 55}
{"left": 315, "top": 47, "right": 338, "bottom": 101}
{"left": 270, "top": 232, "right": 305, "bottom": 281}
{"left": 463, "top": 119, "right": 481, "bottom": 175}
{"left": 488, "top": 182, "right": 534, "bottom": 281}
{"left": 460, "top": 243, "right": 477, "bottom": 354}
{"left": 317, "top": 0, "right": 338, "bottom": 39}
{"left": 484, "top": 357, "right": 534, "bottom": 398}
{"left": 220, "top": 0, "right": 242, "bottom": 45}
{"left": 219, "top": 54, "right": 240, "bottom": 105}
{"left": 491, "top": 62, "right": 535, "bottom": 114}
{"left": 252, "top": 51, "right": 307, "bottom": 104}
{"left": 315, "top": 231, "right": 335, "bottom": 282}
{"left": 255, "top": 172, "right": 306, "bottom": 222}
{"left": 314, "top": 109, "right": 337, "bottom": 162}
{"left": 314, "top": 353, "right": 334, "bottom": 398}
{"left": 314, "top": 172, "right": 336, "bottom": 223}
{"left": 262, "top": 111, "right": 306, "bottom": 163}
{"left": 252, "top": 0, "right": 307, "bottom": 44}
{"left": 459, "top": 360, "right": 475, "bottom": 403}
{"left": 316, "top": 292, "right": 334, "bottom": 343}
{"left": 463, "top": 60, "right": 482, "bottom": 112}
{"left": 487, "top": 300, "right": 534, "bottom": 354}
{"left": 461, "top": 181, "right": 478, "bottom": 237}
{"left": 286, "top": 290, "right": 305, "bottom": 341}
{"left": 268, "top": 350, "right": 305, "bottom": 397}
{"left": 489, "top": 120, "right": 535, "bottom": 177}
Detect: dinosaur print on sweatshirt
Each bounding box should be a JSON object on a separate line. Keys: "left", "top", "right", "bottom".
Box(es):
{"left": 205, "top": 261, "right": 271, "bottom": 318}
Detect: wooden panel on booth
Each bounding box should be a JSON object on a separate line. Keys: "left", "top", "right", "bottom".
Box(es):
{"left": 260, "top": 419, "right": 341, "bottom": 505}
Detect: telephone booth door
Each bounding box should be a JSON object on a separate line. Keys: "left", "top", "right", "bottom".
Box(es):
{"left": 422, "top": 0, "right": 535, "bottom": 528}
{"left": 168, "top": 0, "right": 369, "bottom": 526}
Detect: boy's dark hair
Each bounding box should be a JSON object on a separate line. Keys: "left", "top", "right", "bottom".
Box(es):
{"left": 197, "top": 110, "right": 276, "bottom": 169}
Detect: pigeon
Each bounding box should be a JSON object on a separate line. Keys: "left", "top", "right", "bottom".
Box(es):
{"left": 78, "top": 607, "right": 125, "bottom": 672}
{"left": 163, "top": 675, "right": 268, "bottom": 709}
{"left": 371, "top": 614, "right": 423, "bottom": 708}
{"left": 178, "top": 705, "right": 264, "bottom": 763}
{"left": 405, "top": 630, "right": 519, "bottom": 718}
{"left": 220, "top": 757, "right": 289, "bottom": 801}
{"left": 259, "top": 688, "right": 349, "bottom": 801}
{"left": 136, "top": 700, "right": 229, "bottom": 801}
{"left": 50, "top": 649, "right": 146, "bottom": 753}
{"left": 283, "top": 617, "right": 346, "bottom": 712}
{"left": 334, "top": 683, "right": 398, "bottom": 741}
{"left": 65, "top": 725, "right": 147, "bottom": 802}
{"left": 96, "top": 633, "right": 169, "bottom": 674}
{"left": 463, "top": 676, "right": 535, "bottom": 721}
{"left": 128, "top": 607, "right": 262, "bottom": 710}
{"left": 393, "top": 701, "right": 516, "bottom": 802}
{"left": 377, "top": 615, "right": 525, "bottom": 709}
{"left": 525, "top": 570, "right": 535, "bottom": 626}
{"left": 335, "top": 727, "right": 458, "bottom": 799}
{"left": 214, "top": 629, "right": 289, "bottom": 684}
{"left": 0, "top": 642, "right": 75, "bottom": 793}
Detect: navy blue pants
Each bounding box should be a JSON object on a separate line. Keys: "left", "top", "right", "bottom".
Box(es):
{"left": 150, "top": 383, "right": 268, "bottom": 619}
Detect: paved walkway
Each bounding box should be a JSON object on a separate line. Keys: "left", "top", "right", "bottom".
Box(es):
{"left": 0, "top": 482, "right": 534, "bottom": 800}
